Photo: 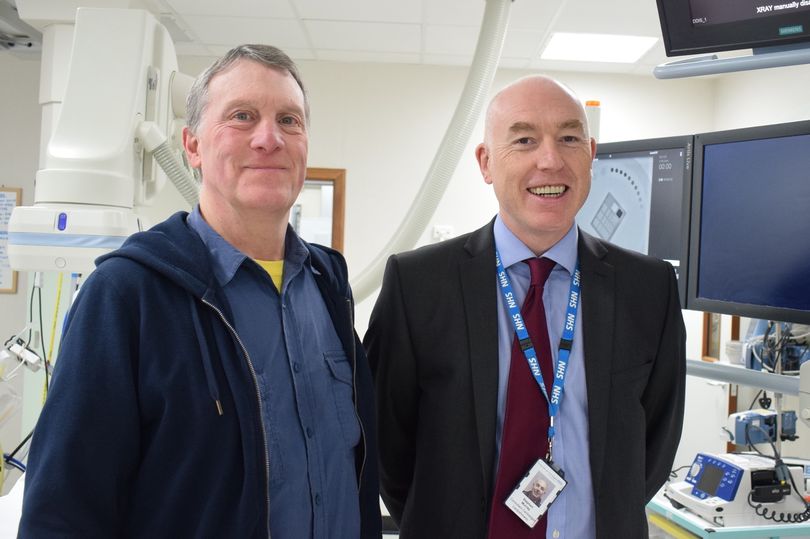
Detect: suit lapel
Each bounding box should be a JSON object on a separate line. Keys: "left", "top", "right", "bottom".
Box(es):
{"left": 460, "top": 221, "right": 500, "bottom": 497}
{"left": 578, "top": 231, "right": 615, "bottom": 496}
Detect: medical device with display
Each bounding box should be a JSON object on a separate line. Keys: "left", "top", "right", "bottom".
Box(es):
{"left": 666, "top": 452, "right": 809, "bottom": 526}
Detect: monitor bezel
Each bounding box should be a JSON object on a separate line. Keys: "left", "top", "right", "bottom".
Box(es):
{"left": 656, "top": 0, "right": 810, "bottom": 57}
{"left": 686, "top": 120, "right": 810, "bottom": 324}
{"left": 594, "top": 134, "right": 694, "bottom": 308}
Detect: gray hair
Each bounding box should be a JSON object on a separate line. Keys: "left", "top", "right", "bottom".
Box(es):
{"left": 185, "top": 44, "right": 309, "bottom": 134}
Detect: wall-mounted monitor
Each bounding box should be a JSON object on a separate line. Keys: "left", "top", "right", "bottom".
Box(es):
{"left": 656, "top": 0, "right": 810, "bottom": 56}
{"left": 578, "top": 135, "right": 693, "bottom": 306}
{"left": 687, "top": 120, "right": 810, "bottom": 324}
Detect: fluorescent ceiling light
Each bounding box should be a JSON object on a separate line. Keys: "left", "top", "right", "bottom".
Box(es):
{"left": 541, "top": 32, "right": 658, "bottom": 63}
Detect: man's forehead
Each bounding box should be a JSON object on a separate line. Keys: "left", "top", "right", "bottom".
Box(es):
{"left": 505, "top": 118, "right": 584, "bottom": 133}
{"left": 208, "top": 65, "right": 304, "bottom": 109}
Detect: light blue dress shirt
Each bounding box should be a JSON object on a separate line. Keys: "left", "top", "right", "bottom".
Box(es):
{"left": 189, "top": 208, "right": 360, "bottom": 539}
{"left": 493, "top": 215, "right": 595, "bottom": 539}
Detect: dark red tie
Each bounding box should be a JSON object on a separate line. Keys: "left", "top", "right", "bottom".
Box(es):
{"left": 487, "top": 257, "right": 556, "bottom": 539}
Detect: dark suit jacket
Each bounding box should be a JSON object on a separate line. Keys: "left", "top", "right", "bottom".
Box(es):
{"left": 365, "top": 220, "right": 686, "bottom": 539}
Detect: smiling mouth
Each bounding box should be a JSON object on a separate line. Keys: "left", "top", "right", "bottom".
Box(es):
{"left": 245, "top": 166, "right": 288, "bottom": 172}
{"left": 528, "top": 185, "right": 566, "bottom": 197}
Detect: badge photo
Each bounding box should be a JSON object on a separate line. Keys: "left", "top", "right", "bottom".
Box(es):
{"left": 504, "top": 458, "right": 567, "bottom": 528}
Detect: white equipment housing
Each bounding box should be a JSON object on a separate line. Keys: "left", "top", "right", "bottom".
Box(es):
{"left": 8, "top": 7, "right": 187, "bottom": 274}
{"left": 666, "top": 452, "right": 807, "bottom": 527}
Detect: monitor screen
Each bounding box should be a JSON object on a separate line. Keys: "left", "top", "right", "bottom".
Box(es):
{"left": 579, "top": 136, "right": 693, "bottom": 306}
{"left": 687, "top": 121, "right": 810, "bottom": 324}
{"left": 656, "top": 0, "right": 810, "bottom": 56}
{"left": 696, "top": 463, "right": 725, "bottom": 496}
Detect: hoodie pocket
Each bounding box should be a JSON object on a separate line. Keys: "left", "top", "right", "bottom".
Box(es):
{"left": 323, "top": 351, "right": 361, "bottom": 448}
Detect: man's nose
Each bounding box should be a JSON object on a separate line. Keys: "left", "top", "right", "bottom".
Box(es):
{"left": 251, "top": 120, "right": 285, "bottom": 151}
{"left": 534, "top": 141, "right": 564, "bottom": 171}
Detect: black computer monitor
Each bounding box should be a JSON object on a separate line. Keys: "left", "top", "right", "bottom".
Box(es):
{"left": 578, "top": 135, "right": 694, "bottom": 306}
{"left": 656, "top": 0, "right": 810, "bottom": 56}
{"left": 687, "top": 120, "right": 810, "bottom": 324}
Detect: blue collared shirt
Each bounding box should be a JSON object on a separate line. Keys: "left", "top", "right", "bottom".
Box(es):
{"left": 188, "top": 208, "right": 360, "bottom": 539}
{"left": 493, "top": 215, "right": 595, "bottom": 539}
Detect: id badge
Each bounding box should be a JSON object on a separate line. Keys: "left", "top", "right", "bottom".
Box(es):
{"left": 504, "top": 458, "right": 567, "bottom": 528}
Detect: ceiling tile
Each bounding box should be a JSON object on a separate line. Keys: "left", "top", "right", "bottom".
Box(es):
{"left": 424, "top": 25, "right": 478, "bottom": 56}
{"left": 294, "top": 0, "right": 421, "bottom": 23}
{"left": 502, "top": 29, "right": 544, "bottom": 60}
{"left": 315, "top": 50, "right": 420, "bottom": 64}
{"left": 424, "top": 0, "right": 484, "bottom": 26}
{"left": 552, "top": 0, "right": 662, "bottom": 35}
{"left": 305, "top": 20, "right": 420, "bottom": 53}
{"left": 183, "top": 15, "right": 309, "bottom": 48}
{"left": 508, "top": 1, "right": 567, "bottom": 31}
{"left": 164, "top": 0, "right": 296, "bottom": 18}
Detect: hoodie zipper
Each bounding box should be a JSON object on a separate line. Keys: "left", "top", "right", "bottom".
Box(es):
{"left": 203, "top": 298, "right": 271, "bottom": 538}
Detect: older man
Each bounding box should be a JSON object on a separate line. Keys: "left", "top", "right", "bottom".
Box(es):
{"left": 20, "top": 44, "right": 380, "bottom": 538}
{"left": 365, "top": 75, "right": 685, "bottom": 538}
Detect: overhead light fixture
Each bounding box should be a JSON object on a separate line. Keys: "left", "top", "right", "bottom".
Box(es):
{"left": 541, "top": 32, "right": 658, "bottom": 63}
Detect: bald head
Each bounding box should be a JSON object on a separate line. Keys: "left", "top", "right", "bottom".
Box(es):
{"left": 483, "top": 75, "right": 590, "bottom": 145}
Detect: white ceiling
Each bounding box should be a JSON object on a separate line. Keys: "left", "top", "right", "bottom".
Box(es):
{"left": 3, "top": 0, "right": 684, "bottom": 76}
{"left": 155, "top": 0, "right": 676, "bottom": 76}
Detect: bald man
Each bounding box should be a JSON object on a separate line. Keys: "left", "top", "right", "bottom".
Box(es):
{"left": 365, "top": 75, "right": 686, "bottom": 539}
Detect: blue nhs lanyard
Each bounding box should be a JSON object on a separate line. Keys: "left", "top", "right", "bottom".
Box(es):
{"left": 496, "top": 249, "right": 581, "bottom": 448}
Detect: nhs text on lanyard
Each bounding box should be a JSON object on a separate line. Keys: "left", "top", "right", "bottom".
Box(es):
{"left": 495, "top": 250, "right": 581, "bottom": 462}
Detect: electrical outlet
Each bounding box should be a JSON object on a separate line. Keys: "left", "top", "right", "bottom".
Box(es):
{"left": 432, "top": 225, "right": 454, "bottom": 242}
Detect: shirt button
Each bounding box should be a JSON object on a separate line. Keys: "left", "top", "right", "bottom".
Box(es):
{"left": 306, "top": 427, "right": 313, "bottom": 438}
{"left": 293, "top": 362, "right": 301, "bottom": 373}
{"left": 314, "top": 493, "right": 322, "bottom": 506}
{"left": 552, "top": 530, "right": 560, "bottom": 538}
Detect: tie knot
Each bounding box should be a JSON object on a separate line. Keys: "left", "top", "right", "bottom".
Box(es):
{"left": 525, "top": 257, "right": 555, "bottom": 287}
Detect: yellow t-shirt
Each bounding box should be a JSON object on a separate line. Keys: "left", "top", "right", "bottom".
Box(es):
{"left": 254, "top": 259, "right": 284, "bottom": 292}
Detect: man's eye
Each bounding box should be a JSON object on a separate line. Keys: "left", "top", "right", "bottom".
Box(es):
{"left": 561, "top": 135, "right": 581, "bottom": 143}
{"left": 233, "top": 112, "right": 251, "bottom": 121}
{"left": 280, "top": 116, "right": 300, "bottom": 126}
{"left": 515, "top": 137, "right": 532, "bottom": 145}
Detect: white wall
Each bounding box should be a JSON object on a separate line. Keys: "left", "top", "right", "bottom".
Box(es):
{"left": 713, "top": 64, "right": 810, "bottom": 130}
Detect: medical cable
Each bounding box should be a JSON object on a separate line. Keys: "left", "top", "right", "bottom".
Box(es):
{"left": 46, "top": 273, "right": 63, "bottom": 364}
{"left": 743, "top": 423, "right": 810, "bottom": 522}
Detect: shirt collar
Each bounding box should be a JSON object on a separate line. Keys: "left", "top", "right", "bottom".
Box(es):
{"left": 188, "top": 206, "right": 311, "bottom": 287}
{"left": 493, "top": 213, "right": 578, "bottom": 276}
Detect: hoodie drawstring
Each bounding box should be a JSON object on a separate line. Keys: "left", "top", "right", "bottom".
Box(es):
{"left": 189, "top": 295, "right": 224, "bottom": 416}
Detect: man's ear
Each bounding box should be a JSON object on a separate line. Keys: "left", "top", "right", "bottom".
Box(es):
{"left": 182, "top": 126, "right": 202, "bottom": 169}
{"left": 475, "top": 143, "right": 492, "bottom": 185}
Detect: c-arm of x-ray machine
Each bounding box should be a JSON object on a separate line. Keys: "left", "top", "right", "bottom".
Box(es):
{"left": 7, "top": 2, "right": 198, "bottom": 275}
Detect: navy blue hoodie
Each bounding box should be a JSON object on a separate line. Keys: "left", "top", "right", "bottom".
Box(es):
{"left": 19, "top": 212, "right": 381, "bottom": 538}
